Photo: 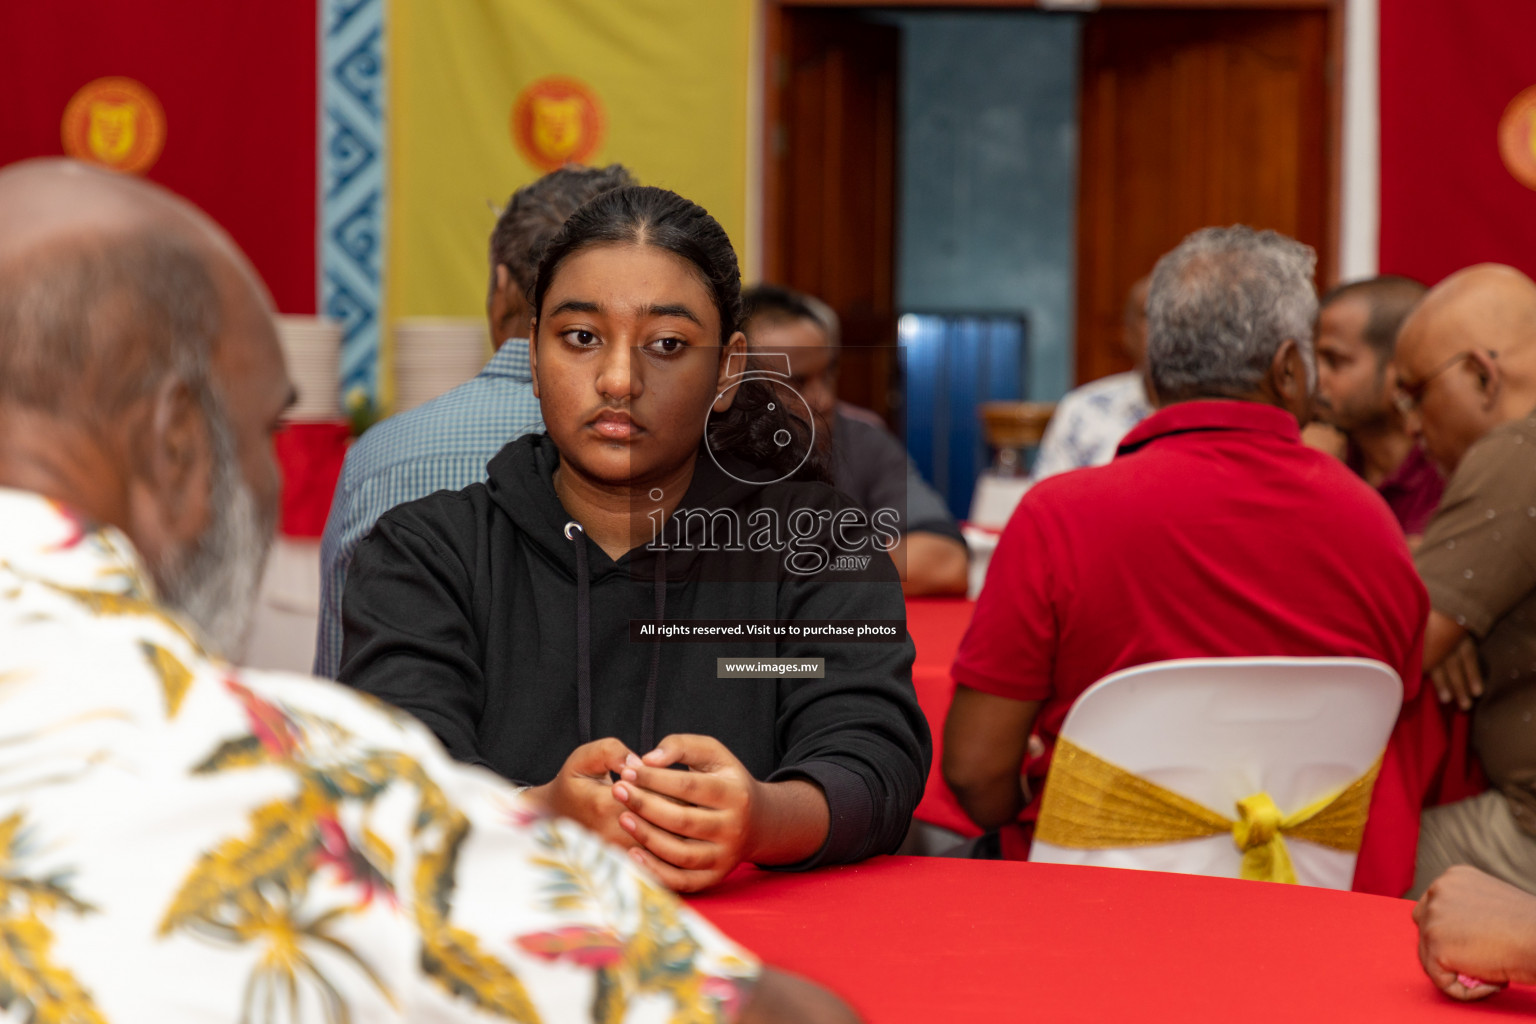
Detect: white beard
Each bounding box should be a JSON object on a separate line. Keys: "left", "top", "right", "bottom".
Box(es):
{"left": 153, "top": 404, "right": 275, "bottom": 661}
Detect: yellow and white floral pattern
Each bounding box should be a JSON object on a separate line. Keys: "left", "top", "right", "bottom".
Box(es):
{"left": 0, "top": 487, "right": 758, "bottom": 1023}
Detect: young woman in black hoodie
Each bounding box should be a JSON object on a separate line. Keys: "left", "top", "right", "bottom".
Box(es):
{"left": 339, "top": 186, "right": 930, "bottom": 891}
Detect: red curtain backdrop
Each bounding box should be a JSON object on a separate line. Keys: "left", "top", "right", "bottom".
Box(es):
{"left": 1380, "top": 1, "right": 1536, "bottom": 286}
{"left": 0, "top": 2, "right": 317, "bottom": 314}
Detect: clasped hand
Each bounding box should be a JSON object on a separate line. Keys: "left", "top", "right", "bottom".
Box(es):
{"left": 1431, "top": 636, "right": 1484, "bottom": 711}
{"left": 527, "top": 734, "right": 764, "bottom": 892}
{"left": 1414, "top": 865, "right": 1536, "bottom": 1000}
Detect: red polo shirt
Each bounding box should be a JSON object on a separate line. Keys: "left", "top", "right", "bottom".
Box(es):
{"left": 953, "top": 400, "right": 1429, "bottom": 896}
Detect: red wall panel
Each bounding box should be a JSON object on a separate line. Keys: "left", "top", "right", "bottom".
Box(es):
{"left": 0, "top": 1, "right": 317, "bottom": 313}
{"left": 1380, "top": 1, "right": 1536, "bottom": 286}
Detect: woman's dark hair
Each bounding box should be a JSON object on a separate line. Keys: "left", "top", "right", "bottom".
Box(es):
{"left": 531, "top": 185, "right": 829, "bottom": 484}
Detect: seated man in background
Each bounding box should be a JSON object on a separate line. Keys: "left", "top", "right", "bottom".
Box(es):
{"left": 1312, "top": 275, "right": 1441, "bottom": 538}
{"left": 315, "top": 163, "right": 634, "bottom": 678}
{"left": 1029, "top": 275, "right": 1154, "bottom": 481}
{"left": 1396, "top": 265, "right": 1536, "bottom": 898}
{"left": 742, "top": 284, "right": 968, "bottom": 595}
{"left": 944, "top": 226, "right": 1428, "bottom": 896}
{"left": 0, "top": 158, "right": 853, "bottom": 1024}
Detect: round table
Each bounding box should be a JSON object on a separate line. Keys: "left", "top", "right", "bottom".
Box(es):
{"left": 688, "top": 857, "right": 1536, "bottom": 1022}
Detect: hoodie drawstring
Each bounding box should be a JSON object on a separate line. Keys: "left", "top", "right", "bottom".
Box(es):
{"left": 642, "top": 546, "right": 665, "bottom": 755}
{"left": 566, "top": 521, "right": 593, "bottom": 745}
{"left": 565, "top": 521, "right": 666, "bottom": 754}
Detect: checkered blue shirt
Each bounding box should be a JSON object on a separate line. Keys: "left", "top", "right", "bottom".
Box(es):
{"left": 314, "top": 340, "right": 544, "bottom": 678}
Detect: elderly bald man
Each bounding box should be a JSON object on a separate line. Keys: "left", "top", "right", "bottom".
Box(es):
{"left": 0, "top": 161, "right": 291, "bottom": 656}
{"left": 1398, "top": 264, "right": 1536, "bottom": 899}
{"left": 0, "top": 159, "right": 854, "bottom": 1024}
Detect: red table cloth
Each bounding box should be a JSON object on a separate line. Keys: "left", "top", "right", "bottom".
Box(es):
{"left": 905, "top": 596, "right": 981, "bottom": 837}
{"left": 689, "top": 857, "right": 1536, "bottom": 1023}
{"left": 272, "top": 421, "right": 349, "bottom": 538}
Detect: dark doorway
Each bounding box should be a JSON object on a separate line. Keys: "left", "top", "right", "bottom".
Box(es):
{"left": 767, "top": 1, "right": 1340, "bottom": 409}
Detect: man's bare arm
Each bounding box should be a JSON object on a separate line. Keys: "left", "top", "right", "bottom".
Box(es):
{"left": 891, "top": 533, "right": 969, "bottom": 597}
{"left": 1424, "top": 610, "right": 1466, "bottom": 671}
{"left": 942, "top": 686, "right": 1041, "bottom": 830}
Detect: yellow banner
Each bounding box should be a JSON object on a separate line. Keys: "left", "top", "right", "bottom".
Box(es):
{"left": 385, "top": 0, "right": 753, "bottom": 405}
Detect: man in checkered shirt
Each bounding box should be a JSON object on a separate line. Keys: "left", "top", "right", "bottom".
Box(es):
{"left": 315, "top": 164, "right": 634, "bottom": 678}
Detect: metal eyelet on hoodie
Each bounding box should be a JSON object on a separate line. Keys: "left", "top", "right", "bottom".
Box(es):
{"left": 563, "top": 521, "right": 583, "bottom": 540}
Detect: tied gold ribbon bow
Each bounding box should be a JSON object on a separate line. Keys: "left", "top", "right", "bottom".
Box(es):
{"left": 1034, "top": 738, "right": 1383, "bottom": 885}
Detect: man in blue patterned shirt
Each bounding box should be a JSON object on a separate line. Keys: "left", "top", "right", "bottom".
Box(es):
{"left": 315, "top": 164, "right": 635, "bottom": 678}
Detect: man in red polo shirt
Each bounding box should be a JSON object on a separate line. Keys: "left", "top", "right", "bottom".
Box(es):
{"left": 945, "top": 226, "right": 1429, "bottom": 896}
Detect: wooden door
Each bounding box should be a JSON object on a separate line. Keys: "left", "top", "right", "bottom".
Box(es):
{"left": 765, "top": 9, "right": 900, "bottom": 419}
{"left": 1075, "top": 9, "right": 1335, "bottom": 385}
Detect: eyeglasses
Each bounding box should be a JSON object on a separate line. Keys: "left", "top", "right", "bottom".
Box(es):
{"left": 1393, "top": 350, "right": 1491, "bottom": 414}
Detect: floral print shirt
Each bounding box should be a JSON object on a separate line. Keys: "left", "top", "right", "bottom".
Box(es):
{"left": 0, "top": 487, "right": 758, "bottom": 1024}
{"left": 1030, "top": 371, "right": 1153, "bottom": 482}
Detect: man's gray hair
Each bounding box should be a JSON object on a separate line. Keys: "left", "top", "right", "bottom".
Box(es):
{"left": 0, "top": 232, "right": 218, "bottom": 420}
{"left": 1146, "top": 225, "right": 1318, "bottom": 402}
{"left": 488, "top": 163, "right": 636, "bottom": 298}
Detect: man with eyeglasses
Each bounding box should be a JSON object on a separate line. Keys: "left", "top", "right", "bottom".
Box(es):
{"left": 1396, "top": 264, "right": 1536, "bottom": 898}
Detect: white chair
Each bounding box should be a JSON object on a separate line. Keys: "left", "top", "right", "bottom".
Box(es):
{"left": 1028, "top": 657, "right": 1402, "bottom": 890}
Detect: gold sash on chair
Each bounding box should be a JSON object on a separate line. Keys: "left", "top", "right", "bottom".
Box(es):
{"left": 1034, "top": 737, "right": 1383, "bottom": 884}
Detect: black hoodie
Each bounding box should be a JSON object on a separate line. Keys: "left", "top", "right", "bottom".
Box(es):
{"left": 338, "top": 433, "right": 931, "bottom": 869}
